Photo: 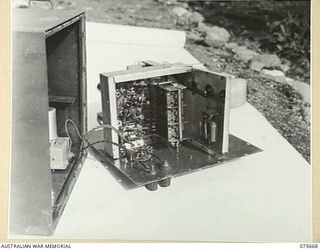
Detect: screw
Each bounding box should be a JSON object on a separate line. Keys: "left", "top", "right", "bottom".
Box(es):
{"left": 162, "top": 160, "right": 170, "bottom": 168}
{"left": 149, "top": 164, "right": 157, "bottom": 175}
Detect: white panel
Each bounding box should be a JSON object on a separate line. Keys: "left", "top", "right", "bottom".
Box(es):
{"left": 86, "top": 22, "right": 186, "bottom": 48}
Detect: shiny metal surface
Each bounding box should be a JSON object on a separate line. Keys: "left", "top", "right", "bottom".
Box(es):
{"left": 100, "top": 65, "right": 232, "bottom": 158}
{"left": 176, "top": 69, "right": 231, "bottom": 154}
{"left": 88, "top": 130, "right": 261, "bottom": 187}
{"left": 100, "top": 75, "right": 119, "bottom": 158}
{"left": 98, "top": 64, "right": 258, "bottom": 189}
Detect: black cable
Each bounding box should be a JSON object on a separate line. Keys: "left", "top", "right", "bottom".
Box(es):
{"left": 65, "top": 119, "right": 167, "bottom": 168}
{"left": 84, "top": 124, "right": 133, "bottom": 146}
{"left": 64, "top": 122, "right": 113, "bottom": 163}
{"left": 80, "top": 139, "right": 122, "bottom": 152}
{"left": 137, "top": 160, "right": 151, "bottom": 171}
{"left": 149, "top": 152, "right": 165, "bottom": 164}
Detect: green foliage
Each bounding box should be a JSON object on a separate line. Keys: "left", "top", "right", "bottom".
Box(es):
{"left": 189, "top": 1, "right": 310, "bottom": 81}
{"left": 259, "top": 11, "right": 310, "bottom": 80}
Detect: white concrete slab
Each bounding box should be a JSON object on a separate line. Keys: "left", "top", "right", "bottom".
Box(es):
{"left": 25, "top": 22, "right": 312, "bottom": 242}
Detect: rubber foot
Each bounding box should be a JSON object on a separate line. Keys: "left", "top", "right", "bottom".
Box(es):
{"left": 145, "top": 182, "right": 158, "bottom": 191}
{"left": 158, "top": 178, "right": 171, "bottom": 187}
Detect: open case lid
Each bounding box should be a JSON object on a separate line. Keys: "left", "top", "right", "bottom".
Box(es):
{"left": 13, "top": 8, "right": 85, "bottom": 33}
{"left": 10, "top": 9, "right": 87, "bottom": 236}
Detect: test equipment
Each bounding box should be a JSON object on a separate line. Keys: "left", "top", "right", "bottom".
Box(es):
{"left": 11, "top": 8, "right": 261, "bottom": 237}
{"left": 94, "top": 62, "right": 260, "bottom": 191}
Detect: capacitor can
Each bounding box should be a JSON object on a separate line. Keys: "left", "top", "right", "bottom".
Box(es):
{"left": 48, "top": 107, "right": 58, "bottom": 141}
{"left": 209, "top": 121, "right": 217, "bottom": 143}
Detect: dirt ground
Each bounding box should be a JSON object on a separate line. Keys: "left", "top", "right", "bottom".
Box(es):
{"left": 53, "top": 0, "right": 310, "bottom": 162}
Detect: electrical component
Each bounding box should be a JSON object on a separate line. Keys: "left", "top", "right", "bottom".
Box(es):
{"left": 48, "top": 112, "right": 74, "bottom": 171}
{"left": 50, "top": 137, "right": 71, "bottom": 170}
{"left": 48, "top": 107, "right": 58, "bottom": 141}
{"left": 152, "top": 78, "right": 186, "bottom": 147}
{"left": 97, "top": 62, "right": 261, "bottom": 191}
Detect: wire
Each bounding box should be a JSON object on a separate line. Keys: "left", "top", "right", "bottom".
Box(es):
{"left": 65, "top": 120, "right": 130, "bottom": 150}
{"left": 65, "top": 119, "right": 166, "bottom": 167}
{"left": 64, "top": 120, "right": 130, "bottom": 164}
{"left": 135, "top": 160, "right": 154, "bottom": 173}
{"left": 83, "top": 124, "right": 134, "bottom": 146}
{"left": 149, "top": 152, "right": 165, "bottom": 164}
{"left": 80, "top": 139, "right": 122, "bottom": 152}
{"left": 65, "top": 119, "right": 84, "bottom": 154}
{"left": 65, "top": 119, "right": 83, "bottom": 140}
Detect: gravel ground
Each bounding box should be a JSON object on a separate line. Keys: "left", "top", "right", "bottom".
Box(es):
{"left": 185, "top": 43, "right": 310, "bottom": 162}
{"left": 52, "top": 0, "right": 310, "bottom": 162}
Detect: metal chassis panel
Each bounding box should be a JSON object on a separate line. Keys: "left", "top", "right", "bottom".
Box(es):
{"left": 87, "top": 131, "right": 261, "bottom": 187}
{"left": 100, "top": 65, "right": 231, "bottom": 158}
{"left": 97, "top": 64, "right": 258, "bottom": 188}
{"left": 100, "top": 76, "right": 120, "bottom": 159}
